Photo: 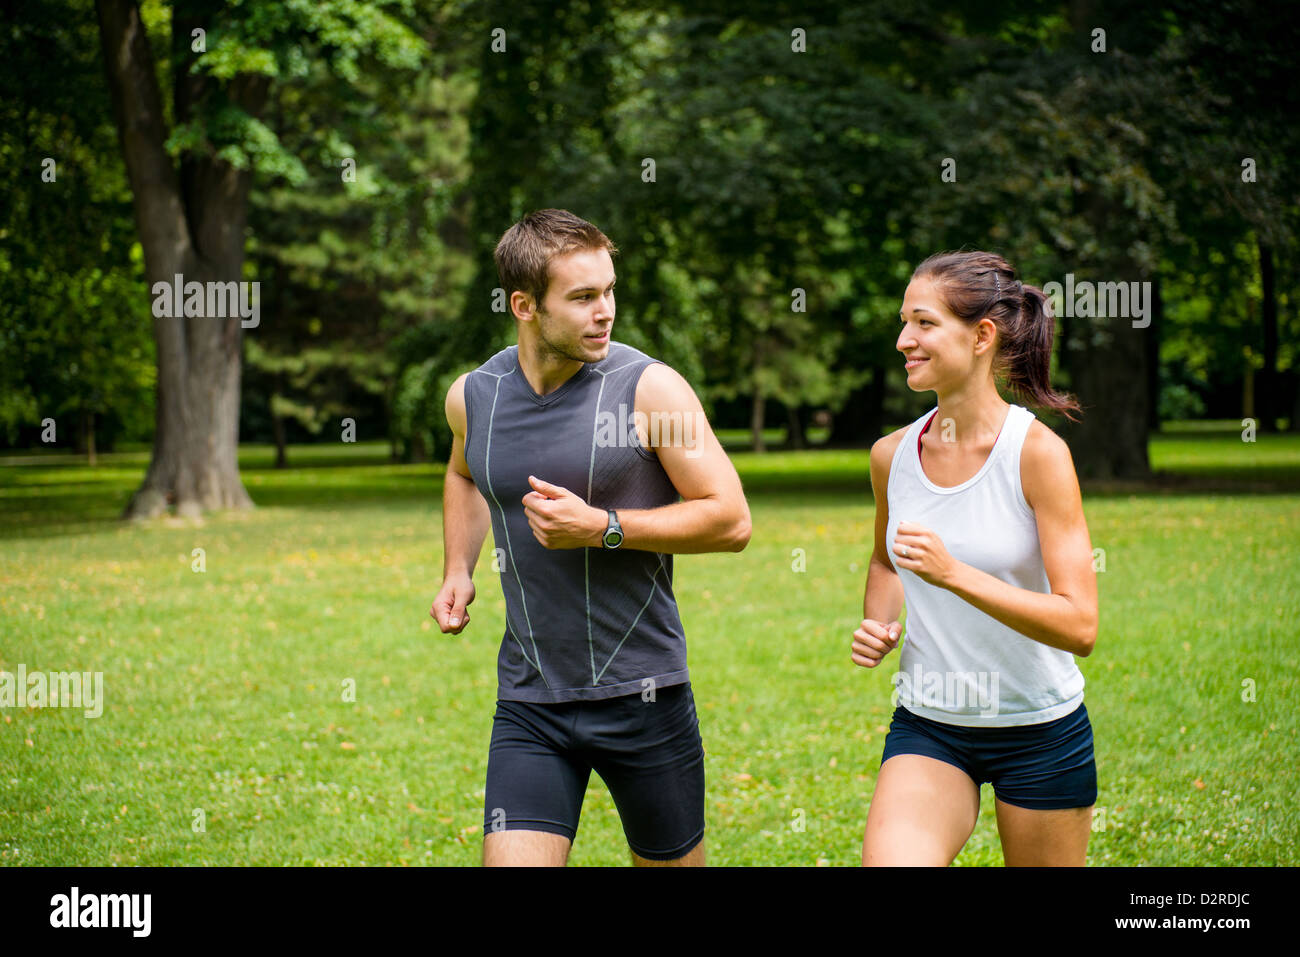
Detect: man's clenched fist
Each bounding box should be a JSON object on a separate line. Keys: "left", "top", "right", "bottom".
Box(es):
{"left": 521, "top": 475, "right": 606, "bottom": 549}
{"left": 432, "top": 575, "right": 475, "bottom": 634}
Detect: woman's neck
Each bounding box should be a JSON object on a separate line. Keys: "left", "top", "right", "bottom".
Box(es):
{"left": 932, "top": 383, "right": 1010, "bottom": 447}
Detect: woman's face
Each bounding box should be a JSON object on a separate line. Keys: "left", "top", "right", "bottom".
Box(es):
{"left": 896, "top": 275, "right": 991, "bottom": 394}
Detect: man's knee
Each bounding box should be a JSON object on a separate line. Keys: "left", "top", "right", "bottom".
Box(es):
{"left": 630, "top": 836, "right": 705, "bottom": 867}
{"left": 483, "top": 829, "right": 573, "bottom": 866}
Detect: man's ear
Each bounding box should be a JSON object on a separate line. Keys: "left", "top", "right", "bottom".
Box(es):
{"left": 511, "top": 290, "right": 537, "bottom": 323}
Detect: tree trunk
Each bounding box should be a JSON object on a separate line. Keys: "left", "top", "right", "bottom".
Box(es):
{"left": 1059, "top": 272, "right": 1152, "bottom": 480}
{"left": 828, "top": 363, "right": 886, "bottom": 446}
{"left": 1242, "top": 360, "right": 1254, "bottom": 420}
{"left": 750, "top": 392, "right": 766, "bottom": 453}
{"left": 1290, "top": 370, "right": 1300, "bottom": 433}
{"left": 83, "top": 409, "right": 97, "bottom": 466}
{"left": 98, "top": 0, "right": 257, "bottom": 519}
{"left": 785, "top": 404, "right": 807, "bottom": 450}
{"left": 410, "top": 430, "right": 429, "bottom": 463}
{"left": 1259, "top": 239, "right": 1277, "bottom": 432}
{"left": 750, "top": 337, "right": 766, "bottom": 453}
{"left": 385, "top": 381, "right": 401, "bottom": 461}
{"left": 1146, "top": 277, "right": 1163, "bottom": 431}
{"left": 1054, "top": 119, "right": 1151, "bottom": 479}
{"left": 271, "top": 396, "right": 288, "bottom": 469}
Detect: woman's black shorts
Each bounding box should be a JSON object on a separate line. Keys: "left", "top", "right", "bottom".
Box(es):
{"left": 880, "top": 701, "right": 1097, "bottom": 809}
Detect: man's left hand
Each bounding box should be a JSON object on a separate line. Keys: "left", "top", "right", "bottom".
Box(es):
{"left": 522, "top": 475, "right": 606, "bottom": 549}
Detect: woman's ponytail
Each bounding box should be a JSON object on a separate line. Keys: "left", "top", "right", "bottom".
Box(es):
{"left": 1003, "top": 284, "right": 1082, "bottom": 422}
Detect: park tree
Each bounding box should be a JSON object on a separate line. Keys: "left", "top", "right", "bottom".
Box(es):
{"left": 587, "top": 2, "right": 938, "bottom": 449}
{"left": 242, "top": 10, "right": 475, "bottom": 467}
{"left": 95, "top": 0, "right": 423, "bottom": 517}
{"left": 1151, "top": 0, "right": 1300, "bottom": 433}
{"left": 1, "top": 0, "right": 155, "bottom": 459}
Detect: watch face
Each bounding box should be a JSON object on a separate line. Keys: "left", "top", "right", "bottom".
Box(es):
{"left": 604, "top": 529, "right": 623, "bottom": 548}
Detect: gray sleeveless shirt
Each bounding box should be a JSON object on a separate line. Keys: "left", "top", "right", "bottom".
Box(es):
{"left": 463, "top": 342, "right": 689, "bottom": 702}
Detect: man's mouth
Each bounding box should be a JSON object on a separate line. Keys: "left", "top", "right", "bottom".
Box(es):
{"left": 586, "top": 330, "right": 610, "bottom": 343}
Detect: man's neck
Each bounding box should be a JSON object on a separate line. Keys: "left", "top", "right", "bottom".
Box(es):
{"left": 517, "top": 336, "right": 585, "bottom": 396}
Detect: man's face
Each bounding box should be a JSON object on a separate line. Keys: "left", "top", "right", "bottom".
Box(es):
{"left": 531, "top": 248, "right": 616, "bottom": 363}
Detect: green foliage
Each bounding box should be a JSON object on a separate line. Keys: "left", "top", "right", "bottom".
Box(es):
{"left": 238, "top": 1, "right": 476, "bottom": 459}
{"left": 3, "top": 0, "right": 1296, "bottom": 458}
{"left": 0, "top": 0, "right": 156, "bottom": 449}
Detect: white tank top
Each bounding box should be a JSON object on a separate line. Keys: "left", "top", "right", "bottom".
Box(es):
{"left": 885, "top": 403, "right": 1084, "bottom": 726}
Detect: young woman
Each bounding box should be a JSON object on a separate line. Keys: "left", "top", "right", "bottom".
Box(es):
{"left": 851, "top": 250, "right": 1099, "bottom": 866}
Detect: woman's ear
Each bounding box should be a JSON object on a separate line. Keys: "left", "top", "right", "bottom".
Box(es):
{"left": 973, "top": 316, "right": 998, "bottom": 356}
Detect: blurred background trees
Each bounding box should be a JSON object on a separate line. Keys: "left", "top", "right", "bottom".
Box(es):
{"left": 3, "top": 0, "right": 1295, "bottom": 500}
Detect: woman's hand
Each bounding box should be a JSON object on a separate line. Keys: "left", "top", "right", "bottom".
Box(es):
{"left": 892, "top": 521, "right": 960, "bottom": 588}
{"left": 851, "top": 619, "right": 902, "bottom": 668}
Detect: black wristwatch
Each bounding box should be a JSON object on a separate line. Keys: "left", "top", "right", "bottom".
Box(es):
{"left": 602, "top": 509, "right": 624, "bottom": 549}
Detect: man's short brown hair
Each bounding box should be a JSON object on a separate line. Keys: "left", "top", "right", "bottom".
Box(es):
{"left": 493, "top": 209, "right": 617, "bottom": 310}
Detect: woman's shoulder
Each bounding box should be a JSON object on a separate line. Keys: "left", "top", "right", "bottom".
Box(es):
{"left": 1020, "top": 418, "right": 1078, "bottom": 511}
{"left": 1021, "top": 417, "right": 1070, "bottom": 462}
{"left": 870, "top": 423, "right": 910, "bottom": 472}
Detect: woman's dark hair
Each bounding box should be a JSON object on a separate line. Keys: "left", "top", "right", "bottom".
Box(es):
{"left": 912, "top": 250, "right": 1082, "bottom": 422}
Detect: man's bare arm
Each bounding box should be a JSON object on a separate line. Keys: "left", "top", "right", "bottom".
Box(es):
{"left": 520, "top": 363, "right": 751, "bottom": 554}
{"left": 431, "top": 373, "right": 491, "bottom": 634}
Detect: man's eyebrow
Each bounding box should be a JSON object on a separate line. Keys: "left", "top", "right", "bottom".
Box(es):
{"left": 566, "top": 278, "right": 617, "bottom": 295}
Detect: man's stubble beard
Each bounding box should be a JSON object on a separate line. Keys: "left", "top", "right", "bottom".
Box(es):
{"left": 535, "top": 305, "right": 593, "bottom": 365}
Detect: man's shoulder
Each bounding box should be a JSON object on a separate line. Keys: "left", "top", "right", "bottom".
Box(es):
{"left": 594, "top": 342, "right": 692, "bottom": 402}
{"left": 470, "top": 345, "right": 518, "bottom": 378}
{"left": 595, "top": 340, "right": 659, "bottom": 372}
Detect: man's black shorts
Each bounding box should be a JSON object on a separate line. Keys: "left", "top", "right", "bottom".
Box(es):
{"left": 483, "top": 681, "right": 705, "bottom": 860}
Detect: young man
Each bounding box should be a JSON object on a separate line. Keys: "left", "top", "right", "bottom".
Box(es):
{"left": 430, "top": 209, "right": 751, "bottom": 866}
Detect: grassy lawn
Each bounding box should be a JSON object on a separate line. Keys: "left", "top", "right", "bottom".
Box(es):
{"left": 2, "top": 427, "right": 1297, "bottom": 865}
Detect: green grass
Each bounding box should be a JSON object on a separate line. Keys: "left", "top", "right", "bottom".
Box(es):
{"left": 1, "top": 431, "right": 1297, "bottom": 865}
